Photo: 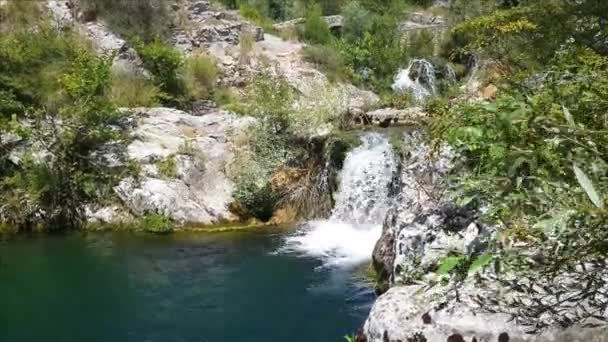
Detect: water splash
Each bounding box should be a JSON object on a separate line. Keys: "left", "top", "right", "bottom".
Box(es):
{"left": 281, "top": 133, "right": 396, "bottom": 268}
{"left": 392, "top": 59, "right": 436, "bottom": 102}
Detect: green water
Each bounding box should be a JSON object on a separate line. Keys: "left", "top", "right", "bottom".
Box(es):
{"left": 0, "top": 229, "right": 374, "bottom": 342}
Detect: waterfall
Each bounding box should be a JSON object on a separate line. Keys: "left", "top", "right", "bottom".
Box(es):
{"left": 280, "top": 132, "right": 397, "bottom": 267}
{"left": 392, "top": 59, "right": 436, "bottom": 102}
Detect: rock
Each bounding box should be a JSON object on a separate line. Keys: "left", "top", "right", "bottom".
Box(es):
{"left": 45, "top": 1, "right": 147, "bottom": 75}
{"left": 361, "top": 107, "right": 427, "bottom": 127}
{"left": 364, "top": 285, "right": 608, "bottom": 342}
{"left": 114, "top": 107, "right": 255, "bottom": 225}
{"left": 482, "top": 84, "right": 498, "bottom": 100}
{"left": 253, "top": 26, "right": 264, "bottom": 41}
{"left": 399, "top": 11, "right": 447, "bottom": 32}
{"left": 86, "top": 205, "right": 133, "bottom": 225}
{"left": 273, "top": 15, "right": 343, "bottom": 32}
{"left": 188, "top": 1, "right": 210, "bottom": 15}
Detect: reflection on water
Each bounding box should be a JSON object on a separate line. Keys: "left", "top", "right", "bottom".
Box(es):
{"left": 0, "top": 229, "right": 374, "bottom": 342}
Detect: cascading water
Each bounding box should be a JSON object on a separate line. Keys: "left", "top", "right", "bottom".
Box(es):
{"left": 280, "top": 132, "right": 396, "bottom": 267}
{"left": 392, "top": 59, "right": 436, "bottom": 102}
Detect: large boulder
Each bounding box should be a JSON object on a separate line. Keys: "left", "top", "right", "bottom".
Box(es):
{"left": 364, "top": 285, "right": 608, "bottom": 342}
{"left": 113, "top": 108, "right": 254, "bottom": 225}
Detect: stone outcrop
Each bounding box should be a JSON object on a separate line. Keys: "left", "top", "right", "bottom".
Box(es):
{"left": 46, "top": 0, "right": 147, "bottom": 75}
{"left": 364, "top": 131, "right": 608, "bottom": 341}
{"left": 358, "top": 107, "right": 427, "bottom": 127}
{"left": 170, "top": 1, "right": 249, "bottom": 53}
{"left": 272, "top": 15, "right": 343, "bottom": 33}
{"left": 364, "top": 285, "right": 608, "bottom": 342}
{"left": 111, "top": 107, "right": 254, "bottom": 225}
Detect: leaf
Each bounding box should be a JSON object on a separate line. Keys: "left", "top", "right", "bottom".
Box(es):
{"left": 468, "top": 254, "right": 493, "bottom": 275}
{"left": 436, "top": 256, "right": 466, "bottom": 275}
{"left": 532, "top": 210, "right": 575, "bottom": 234}
{"left": 573, "top": 163, "right": 604, "bottom": 208}
{"left": 562, "top": 105, "right": 575, "bottom": 126}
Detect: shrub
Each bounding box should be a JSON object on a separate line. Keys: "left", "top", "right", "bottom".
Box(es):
{"left": 79, "top": 0, "right": 170, "bottom": 41}
{"left": 1, "top": 49, "right": 126, "bottom": 230}
{"left": 337, "top": 14, "right": 407, "bottom": 91}
{"left": 233, "top": 178, "right": 279, "bottom": 221}
{"left": 301, "top": 45, "right": 349, "bottom": 81}
{"left": 239, "top": 5, "right": 275, "bottom": 32}
{"left": 141, "top": 214, "right": 174, "bottom": 234}
{"left": 180, "top": 54, "right": 218, "bottom": 100}
{"left": 109, "top": 70, "right": 161, "bottom": 107}
{"left": 301, "top": 5, "right": 332, "bottom": 45}
{"left": 156, "top": 155, "right": 177, "bottom": 178}
{"left": 243, "top": 71, "right": 294, "bottom": 134}
{"left": 341, "top": 1, "right": 372, "bottom": 42}
{"left": 135, "top": 38, "right": 184, "bottom": 100}
{"left": 239, "top": 31, "right": 255, "bottom": 64}
{"left": 380, "top": 91, "right": 414, "bottom": 109}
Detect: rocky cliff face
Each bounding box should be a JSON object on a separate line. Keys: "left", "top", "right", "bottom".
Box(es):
{"left": 87, "top": 107, "right": 253, "bottom": 225}
{"left": 362, "top": 133, "right": 608, "bottom": 341}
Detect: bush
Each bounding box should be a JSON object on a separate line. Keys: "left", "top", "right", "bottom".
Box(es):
{"left": 180, "top": 54, "right": 218, "bottom": 100}
{"left": 243, "top": 71, "right": 294, "bottom": 134}
{"left": 1, "top": 49, "right": 126, "bottom": 230}
{"left": 341, "top": 1, "right": 372, "bottom": 42}
{"left": 109, "top": 70, "right": 161, "bottom": 107}
{"left": 233, "top": 179, "right": 279, "bottom": 221}
{"left": 156, "top": 155, "right": 177, "bottom": 178}
{"left": 141, "top": 214, "right": 174, "bottom": 234}
{"left": 301, "top": 5, "right": 332, "bottom": 45}
{"left": 301, "top": 45, "right": 349, "bottom": 81}
{"left": 337, "top": 14, "right": 407, "bottom": 91}
{"left": 135, "top": 38, "right": 184, "bottom": 100}
{"left": 79, "top": 0, "right": 170, "bottom": 41}
{"left": 239, "top": 5, "right": 275, "bottom": 32}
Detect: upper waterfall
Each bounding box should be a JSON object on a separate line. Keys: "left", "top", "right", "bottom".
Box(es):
{"left": 280, "top": 132, "right": 397, "bottom": 267}
{"left": 392, "top": 59, "right": 436, "bottom": 102}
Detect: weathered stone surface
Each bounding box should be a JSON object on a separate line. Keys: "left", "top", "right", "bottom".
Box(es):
{"left": 113, "top": 108, "right": 254, "bottom": 225}
{"left": 365, "top": 285, "right": 608, "bottom": 342}
{"left": 86, "top": 205, "right": 133, "bottom": 225}
{"left": 272, "top": 15, "right": 343, "bottom": 32}
{"left": 45, "top": 0, "right": 147, "bottom": 75}
{"left": 360, "top": 107, "right": 427, "bottom": 127}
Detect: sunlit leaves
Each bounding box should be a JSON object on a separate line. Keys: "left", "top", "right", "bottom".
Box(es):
{"left": 573, "top": 163, "right": 604, "bottom": 209}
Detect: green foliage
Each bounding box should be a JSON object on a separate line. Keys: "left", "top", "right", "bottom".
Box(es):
{"left": 109, "top": 70, "right": 161, "bottom": 107}
{"left": 450, "top": 1, "right": 608, "bottom": 70}
{"left": 243, "top": 71, "right": 295, "bottom": 134}
{"left": 1, "top": 49, "right": 126, "bottom": 230}
{"left": 0, "top": 27, "right": 86, "bottom": 112}
{"left": 301, "top": 45, "right": 350, "bottom": 82}
{"left": 79, "top": 0, "right": 170, "bottom": 41}
{"left": 341, "top": 1, "right": 372, "bottom": 42}
{"left": 156, "top": 155, "right": 178, "bottom": 178}
{"left": 336, "top": 14, "right": 407, "bottom": 91}
{"left": 233, "top": 178, "right": 279, "bottom": 221}
{"left": 140, "top": 214, "right": 174, "bottom": 234}
{"left": 301, "top": 5, "right": 332, "bottom": 45}
{"left": 135, "top": 38, "right": 184, "bottom": 102}
{"left": 180, "top": 54, "right": 219, "bottom": 101}
{"left": 239, "top": 5, "right": 276, "bottom": 32}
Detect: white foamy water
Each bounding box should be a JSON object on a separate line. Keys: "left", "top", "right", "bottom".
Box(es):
{"left": 281, "top": 133, "right": 396, "bottom": 268}
{"left": 392, "top": 58, "right": 436, "bottom": 103}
